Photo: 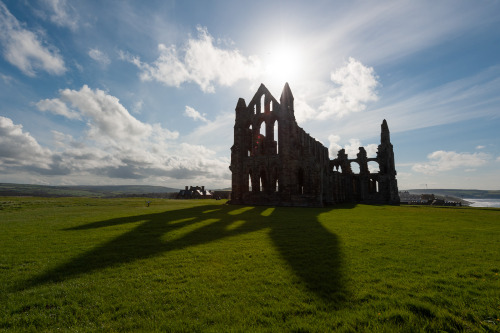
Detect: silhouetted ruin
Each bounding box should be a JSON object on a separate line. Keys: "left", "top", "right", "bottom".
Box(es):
{"left": 229, "top": 83, "right": 400, "bottom": 207}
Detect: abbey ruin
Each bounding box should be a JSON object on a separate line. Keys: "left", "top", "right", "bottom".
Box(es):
{"left": 229, "top": 83, "right": 400, "bottom": 207}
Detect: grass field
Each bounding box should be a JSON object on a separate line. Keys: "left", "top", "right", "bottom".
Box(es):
{"left": 0, "top": 197, "right": 499, "bottom": 332}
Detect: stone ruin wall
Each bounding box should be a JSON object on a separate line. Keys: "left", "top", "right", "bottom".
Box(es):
{"left": 230, "top": 83, "right": 400, "bottom": 207}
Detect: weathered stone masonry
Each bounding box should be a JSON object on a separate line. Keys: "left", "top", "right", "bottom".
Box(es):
{"left": 229, "top": 83, "right": 400, "bottom": 207}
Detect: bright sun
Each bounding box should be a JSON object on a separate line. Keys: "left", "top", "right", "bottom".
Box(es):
{"left": 264, "top": 44, "right": 302, "bottom": 90}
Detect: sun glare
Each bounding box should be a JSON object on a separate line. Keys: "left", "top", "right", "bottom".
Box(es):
{"left": 264, "top": 44, "right": 302, "bottom": 90}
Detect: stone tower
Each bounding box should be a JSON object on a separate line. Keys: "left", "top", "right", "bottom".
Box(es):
{"left": 376, "top": 119, "right": 400, "bottom": 204}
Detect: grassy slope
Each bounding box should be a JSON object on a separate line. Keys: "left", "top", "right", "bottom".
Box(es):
{"left": 0, "top": 183, "right": 179, "bottom": 197}
{"left": 0, "top": 198, "right": 499, "bottom": 332}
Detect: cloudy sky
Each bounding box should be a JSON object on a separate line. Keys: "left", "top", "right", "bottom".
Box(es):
{"left": 0, "top": 0, "right": 499, "bottom": 190}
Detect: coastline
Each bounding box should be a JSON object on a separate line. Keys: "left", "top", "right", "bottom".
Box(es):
{"left": 464, "top": 198, "right": 500, "bottom": 208}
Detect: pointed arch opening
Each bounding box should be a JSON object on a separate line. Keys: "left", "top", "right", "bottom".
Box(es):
{"left": 254, "top": 120, "right": 265, "bottom": 155}
{"left": 350, "top": 162, "right": 360, "bottom": 174}
{"left": 298, "top": 168, "right": 305, "bottom": 195}
{"left": 246, "top": 170, "right": 251, "bottom": 193}
{"left": 250, "top": 169, "right": 257, "bottom": 192}
{"left": 247, "top": 124, "right": 253, "bottom": 156}
{"left": 272, "top": 166, "right": 279, "bottom": 192}
{"left": 273, "top": 119, "right": 279, "bottom": 155}
{"left": 257, "top": 94, "right": 265, "bottom": 114}
{"left": 260, "top": 169, "right": 267, "bottom": 192}
{"left": 369, "top": 178, "right": 379, "bottom": 193}
{"left": 368, "top": 161, "right": 380, "bottom": 173}
{"left": 258, "top": 119, "right": 265, "bottom": 136}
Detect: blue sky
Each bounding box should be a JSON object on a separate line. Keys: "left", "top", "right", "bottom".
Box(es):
{"left": 0, "top": 0, "right": 499, "bottom": 190}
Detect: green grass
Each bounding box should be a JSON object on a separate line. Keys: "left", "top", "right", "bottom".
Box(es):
{"left": 0, "top": 197, "right": 499, "bottom": 332}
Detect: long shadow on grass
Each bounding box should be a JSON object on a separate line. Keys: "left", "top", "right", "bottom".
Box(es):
{"left": 20, "top": 203, "right": 349, "bottom": 304}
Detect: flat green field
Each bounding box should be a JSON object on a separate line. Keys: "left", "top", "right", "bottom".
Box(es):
{"left": 0, "top": 197, "right": 499, "bottom": 332}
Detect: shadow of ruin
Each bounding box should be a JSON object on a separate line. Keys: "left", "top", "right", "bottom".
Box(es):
{"left": 230, "top": 83, "right": 400, "bottom": 207}
{"left": 21, "top": 204, "right": 347, "bottom": 304}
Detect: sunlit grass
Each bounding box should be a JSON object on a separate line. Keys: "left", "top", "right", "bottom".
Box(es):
{"left": 0, "top": 197, "right": 499, "bottom": 331}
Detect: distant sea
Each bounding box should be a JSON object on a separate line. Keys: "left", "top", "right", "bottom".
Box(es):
{"left": 465, "top": 198, "right": 500, "bottom": 208}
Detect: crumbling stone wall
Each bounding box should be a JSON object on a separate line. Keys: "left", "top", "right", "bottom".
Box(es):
{"left": 230, "top": 83, "right": 400, "bottom": 207}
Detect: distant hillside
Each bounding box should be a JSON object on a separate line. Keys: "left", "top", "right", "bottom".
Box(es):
{"left": 0, "top": 183, "right": 180, "bottom": 197}
{"left": 405, "top": 189, "right": 500, "bottom": 199}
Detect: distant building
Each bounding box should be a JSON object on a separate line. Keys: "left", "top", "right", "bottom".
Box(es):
{"left": 229, "top": 83, "right": 400, "bottom": 207}
{"left": 177, "top": 186, "right": 214, "bottom": 199}
{"left": 399, "top": 191, "right": 463, "bottom": 206}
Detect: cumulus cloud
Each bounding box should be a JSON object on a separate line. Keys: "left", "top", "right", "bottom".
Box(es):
{"left": 294, "top": 97, "right": 317, "bottom": 123}
{"left": 319, "top": 57, "right": 379, "bottom": 119}
{"left": 51, "top": 130, "right": 81, "bottom": 149}
{"left": 123, "top": 26, "right": 261, "bottom": 92}
{"left": 0, "top": 116, "right": 52, "bottom": 169}
{"left": 88, "top": 48, "right": 110, "bottom": 66}
{"left": 39, "top": 85, "right": 178, "bottom": 146}
{"left": 6, "top": 86, "right": 231, "bottom": 186}
{"left": 0, "top": 1, "right": 66, "bottom": 76}
{"left": 36, "top": 98, "right": 81, "bottom": 120}
{"left": 328, "top": 135, "right": 342, "bottom": 157}
{"left": 41, "top": 0, "right": 78, "bottom": 30}
{"left": 412, "top": 150, "right": 491, "bottom": 175}
{"left": 184, "top": 106, "right": 208, "bottom": 122}
{"left": 328, "top": 135, "right": 377, "bottom": 159}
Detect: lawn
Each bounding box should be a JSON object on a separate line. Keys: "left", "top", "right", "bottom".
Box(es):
{"left": 0, "top": 197, "right": 499, "bottom": 332}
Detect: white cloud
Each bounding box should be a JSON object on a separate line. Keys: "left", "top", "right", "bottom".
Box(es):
{"left": 21, "top": 86, "right": 231, "bottom": 186}
{"left": 0, "top": 116, "right": 52, "bottom": 169}
{"left": 51, "top": 130, "right": 77, "bottom": 148}
{"left": 344, "top": 139, "right": 377, "bottom": 158}
{"left": 124, "top": 26, "right": 261, "bottom": 92}
{"left": 0, "top": 72, "right": 14, "bottom": 84}
{"left": 328, "top": 135, "right": 342, "bottom": 158}
{"left": 183, "top": 112, "right": 234, "bottom": 154}
{"left": 296, "top": 64, "right": 500, "bottom": 146}
{"left": 328, "top": 135, "right": 378, "bottom": 159}
{"left": 184, "top": 106, "right": 208, "bottom": 122}
{"left": 132, "top": 100, "right": 143, "bottom": 114}
{"left": 88, "top": 48, "right": 110, "bottom": 66}
{"left": 73, "top": 60, "right": 83, "bottom": 72}
{"left": 41, "top": 0, "right": 78, "bottom": 30}
{"left": 41, "top": 85, "right": 178, "bottom": 146}
{"left": 36, "top": 98, "right": 81, "bottom": 120}
{"left": 294, "top": 96, "right": 317, "bottom": 123}
{"left": 365, "top": 144, "right": 378, "bottom": 158}
{"left": 359, "top": 66, "right": 500, "bottom": 138}
{"left": 412, "top": 151, "right": 491, "bottom": 175}
{"left": 318, "top": 57, "right": 379, "bottom": 119}
{"left": 476, "top": 145, "right": 485, "bottom": 149}
{"left": 0, "top": 2, "right": 66, "bottom": 76}
{"left": 308, "top": 2, "right": 490, "bottom": 70}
